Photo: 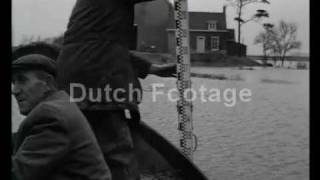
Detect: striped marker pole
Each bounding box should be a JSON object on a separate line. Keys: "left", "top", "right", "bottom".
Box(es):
{"left": 173, "top": 0, "right": 194, "bottom": 160}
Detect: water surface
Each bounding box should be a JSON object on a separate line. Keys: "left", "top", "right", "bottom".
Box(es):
{"left": 12, "top": 67, "right": 309, "bottom": 180}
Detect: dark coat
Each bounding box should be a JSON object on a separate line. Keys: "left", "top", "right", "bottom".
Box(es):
{"left": 12, "top": 91, "right": 111, "bottom": 180}
{"left": 56, "top": 0, "right": 154, "bottom": 112}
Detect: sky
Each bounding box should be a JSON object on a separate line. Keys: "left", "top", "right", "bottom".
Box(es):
{"left": 12, "top": 0, "right": 309, "bottom": 55}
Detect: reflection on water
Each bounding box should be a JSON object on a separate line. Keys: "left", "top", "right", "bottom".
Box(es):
{"left": 12, "top": 68, "right": 309, "bottom": 180}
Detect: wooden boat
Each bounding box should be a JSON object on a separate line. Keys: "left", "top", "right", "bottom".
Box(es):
{"left": 12, "top": 122, "right": 208, "bottom": 180}
{"left": 130, "top": 121, "right": 208, "bottom": 180}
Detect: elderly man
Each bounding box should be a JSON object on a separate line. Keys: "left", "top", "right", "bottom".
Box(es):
{"left": 11, "top": 54, "right": 111, "bottom": 180}
{"left": 12, "top": 41, "right": 176, "bottom": 180}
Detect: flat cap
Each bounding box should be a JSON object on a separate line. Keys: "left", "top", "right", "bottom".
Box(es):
{"left": 12, "top": 54, "right": 57, "bottom": 77}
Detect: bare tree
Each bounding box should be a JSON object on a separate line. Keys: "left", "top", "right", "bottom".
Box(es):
{"left": 272, "top": 20, "right": 301, "bottom": 66}
{"left": 254, "top": 21, "right": 301, "bottom": 67}
{"left": 254, "top": 32, "right": 271, "bottom": 64}
{"left": 51, "top": 34, "right": 64, "bottom": 46}
{"left": 254, "top": 23, "right": 274, "bottom": 65}
{"left": 20, "top": 35, "right": 35, "bottom": 45}
{"left": 226, "top": 0, "right": 270, "bottom": 56}
{"left": 20, "top": 35, "right": 44, "bottom": 45}
{"left": 40, "top": 34, "right": 64, "bottom": 46}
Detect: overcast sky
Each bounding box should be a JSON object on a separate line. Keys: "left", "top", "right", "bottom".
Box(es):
{"left": 12, "top": 0, "right": 309, "bottom": 55}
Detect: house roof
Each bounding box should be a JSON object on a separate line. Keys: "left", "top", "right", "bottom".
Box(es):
{"left": 189, "top": 12, "right": 226, "bottom": 30}
{"left": 168, "top": 11, "right": 227, "bottom": 30}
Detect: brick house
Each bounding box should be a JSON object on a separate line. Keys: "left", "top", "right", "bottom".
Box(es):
{"left": 134, "top": 3, "right": 245, "bottom": 56}
{"left": 166, "top": 7, "right": 244, "bottom": 55}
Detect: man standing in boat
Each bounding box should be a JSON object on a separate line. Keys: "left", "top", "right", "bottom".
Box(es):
{"left": 55, "top": 0, "right": 174, "bottom": 179}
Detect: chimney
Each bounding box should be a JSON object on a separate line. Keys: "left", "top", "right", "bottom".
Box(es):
{"left": 223, "top": 5, "right": 227, "bottom": 29}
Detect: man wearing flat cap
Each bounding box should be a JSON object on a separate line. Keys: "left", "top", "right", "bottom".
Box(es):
{"left": 11, "top": 54, "right": 111, "bottom": 180}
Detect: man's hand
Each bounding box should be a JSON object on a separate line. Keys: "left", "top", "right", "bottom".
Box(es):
{"left": 149, "top": 63, "right": 177, "bottom": 77}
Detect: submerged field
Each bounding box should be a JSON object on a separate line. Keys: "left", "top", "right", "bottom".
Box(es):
{"left": 139, "top": 67, "right": 309, "bottom": 180}
{"left": 12, "top": 67, "right": 309, "bottom": 180}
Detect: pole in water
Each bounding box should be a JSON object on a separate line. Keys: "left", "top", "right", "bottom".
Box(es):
{"left": 173, "top": 0, "right": 194, "bottom": 160}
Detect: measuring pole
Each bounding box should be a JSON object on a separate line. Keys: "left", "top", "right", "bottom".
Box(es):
{"left": 173, "top": 0, "right": 194, "bottom": 160}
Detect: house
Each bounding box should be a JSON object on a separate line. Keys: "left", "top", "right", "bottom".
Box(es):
{"left": 133, "top": 3, "right": 245, "bottom": 56}
{"left": 166, "top": 6, "right": 244, "bottom": 55}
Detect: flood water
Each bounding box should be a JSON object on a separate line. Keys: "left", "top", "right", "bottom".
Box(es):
{"left": 12, "top": 67, "right": 309, "bottom": 180}
{"left": 139, "top": 67, "right": 309, "bottom": 180}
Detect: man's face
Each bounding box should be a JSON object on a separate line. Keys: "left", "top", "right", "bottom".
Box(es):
{"left": 12, "top": 70, "right": 49, "bottom": 115}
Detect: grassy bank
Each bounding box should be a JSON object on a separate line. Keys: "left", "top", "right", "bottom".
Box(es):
{"left": 131, "top": 51, "right": 262, "bottom": 67}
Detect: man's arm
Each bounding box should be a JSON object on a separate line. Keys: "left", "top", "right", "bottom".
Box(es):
{"left": 148, "top": 63, "right": 177, "bottom": 77}
{"left": 12, "top": 109, "right": 69, "bottom": 180}
{"left": 130, "top": 52, "right": 177, "bottom": 78}
{"left": 130, "top": 52, "right": 152, "bottom": 79}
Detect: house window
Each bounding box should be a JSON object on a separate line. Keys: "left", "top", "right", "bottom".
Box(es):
{"left": 210, "top": 36, "right": 219, "bottom": 50}
{"left": 208, "top": 21, "right": 217, "bottom": 30}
